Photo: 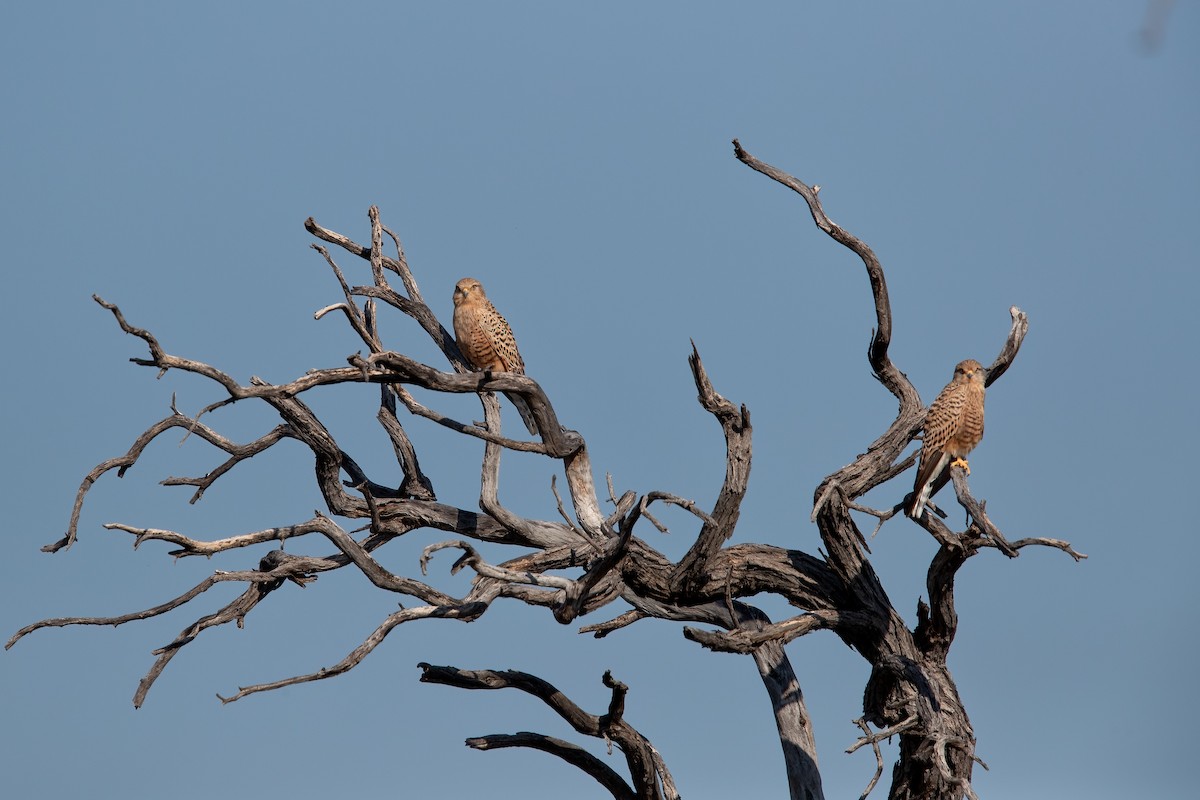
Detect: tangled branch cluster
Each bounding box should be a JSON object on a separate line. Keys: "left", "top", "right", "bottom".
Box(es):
{"left": 9, "top": 145, "right": 1083, "bottom": 800}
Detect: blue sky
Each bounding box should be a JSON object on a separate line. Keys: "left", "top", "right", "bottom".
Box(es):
{"left": 2, "top": 3, "right": 1196, "bottom": 798}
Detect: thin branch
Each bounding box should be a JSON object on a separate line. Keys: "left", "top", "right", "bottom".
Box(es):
{"left": 420, "top": 540, "right": 576, "bottom": 592}
{"left": 849, "top": 718, "right": 883, "bottom": 800}
{"left": 104, "top": 520, "right": 310, "bottom": 558}
{"left": 682, "top": 608, "right": 872, "bottom": 654}
{"left": 419, "top": 666, "right": 669, "bottom": 800}
{"left": 551, "top": 474, "right": 583, "bottom": 535}
{"left": 1007, "top": 536, "right": 1088, "bottom": 562}
{"left": 983, "top": 306, "right": 1030, "bottom": 388}
{"left": 218, "top": 595, "right": 494, "bottom": 705}
{"left": 643, "top": 491, "right": 717, "bottom": 527}
{"left": 380, "top": 221, "right": 423, "bottom": 301}
{"left": 846, "top": 714, "right": 920, "bottom": 755}
{"left": 46, "top": 409, "right": 294, "bottom": 552}
{"left": 8, "top": 571, "right": 256, "bottom": 651}
{"left": 384, "top": 379, "right": 551, "bottom": 454}
{"left": 377, "top": 385, "right": 437, "bottom": 501}
{"left": 949, "top": 469, "right": 1019, "bottom": 558}
{"left": 310, "top": 243, "right": 380, "bottom": 351}
{"left": 161, "top": 424, "right": 297, "bottom": 504}
{"left": 579, "top": 610, "right": 647, "bottom": 638}
{"left": 464, "top": 733, "right": 637, "bottom": 800}
{"left": 368, "top": 350, "right": 575, "bottom": 457}
{"left": 732, "top": 139, "right": 916, "bottom": 407}
{"left": 310, "top": 513, "right": 456, "bottom": 603}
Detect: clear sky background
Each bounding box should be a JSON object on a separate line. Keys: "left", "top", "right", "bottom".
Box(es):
{"left": 2, "top": 3, "right": 1196, "bottom": 799}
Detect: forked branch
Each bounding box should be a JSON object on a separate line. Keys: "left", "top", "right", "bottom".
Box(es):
{"left": 419, "top": 665, "right": 677, "bottom": 800}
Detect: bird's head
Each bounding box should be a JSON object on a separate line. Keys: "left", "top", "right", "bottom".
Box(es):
{"left": 954, "top": 359, "right": 986, "bottom": 384}
{"left": 453, "top": 277, "right": 484, "bottom": 306}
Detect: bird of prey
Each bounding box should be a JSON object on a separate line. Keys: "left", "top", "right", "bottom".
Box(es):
{"left": 908, "top": 359, "right": 986, "bottom": 519}
{"left": 452, "top": 277, "right": 538, "bottom": 435}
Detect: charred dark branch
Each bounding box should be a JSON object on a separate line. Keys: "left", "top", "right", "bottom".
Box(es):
{"left": 419, "top": 665, "right": 674, "bottom": 800}
{"left": 464, "top": 733, "right": 637, "bottom": 800}
{"left": 914, "top": 543, "right": 968, "bottom": 663}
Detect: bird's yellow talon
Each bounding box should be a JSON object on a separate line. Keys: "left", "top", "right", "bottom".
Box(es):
{"left": 950, "top": 458, "right": 971, "bottom": 475}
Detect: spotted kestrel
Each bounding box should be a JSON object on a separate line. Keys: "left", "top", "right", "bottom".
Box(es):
{"left": 452, "top": 277, "right": 538, "bottom": 435}
{"left": 908, "top": 359, "right": 986, "bottom": 518}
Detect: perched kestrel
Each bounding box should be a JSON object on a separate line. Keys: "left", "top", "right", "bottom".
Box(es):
{"left": 452, "top": 277, "right": 538, "bottom": 434}
{"left": 907, "top": 359, "right": 986, "bottom": 519}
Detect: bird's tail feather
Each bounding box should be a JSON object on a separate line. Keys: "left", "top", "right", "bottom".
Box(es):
{"left": 908, "top": 452, "right": 950, "bottom": 518}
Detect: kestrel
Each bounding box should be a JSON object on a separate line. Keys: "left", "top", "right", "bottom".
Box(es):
{"left": 452, "top": 277, "right": 538, "bottom": 435}
{"left": 907, "top": 359, "right": 986, "bottom": 519}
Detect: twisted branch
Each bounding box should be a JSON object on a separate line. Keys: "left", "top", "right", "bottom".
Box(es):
{"left": 18, "top": 184, "right": 1081, "bottom": 800}
{"left": 419, "top": 666, "right": 676, "bottom": 800}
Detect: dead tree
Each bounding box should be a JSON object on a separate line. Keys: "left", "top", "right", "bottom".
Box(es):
{"left": 8, "top": 143, "right": 1085, "bottom": 800}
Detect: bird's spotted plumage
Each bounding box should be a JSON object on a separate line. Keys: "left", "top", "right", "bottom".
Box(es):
{"left": 452, "top": 277, "right": 537, "bottom": 434}
{"left": 908, "top": 359, "right": 986, "bottom": 518}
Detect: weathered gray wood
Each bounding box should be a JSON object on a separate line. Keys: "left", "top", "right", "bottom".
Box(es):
{"left": 13, "top": 179, "right": 1087, "bottom": 800}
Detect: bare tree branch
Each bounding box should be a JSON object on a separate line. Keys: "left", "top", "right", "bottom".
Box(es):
{"left": 732, "top": 139, "right": 915, "bottom": 408}
{"left": 45, "top": 406, "right": 296, "bottom": 553}
{"left": 377, "top": 385, "right": 437, "bottom": 500}
{"left": 670, "top": 343, "right": 753, "bottom": 594}
{"left": 20, "top": 174, "right": 1081, "bottom": 800}
{"left": 464, "top": 733, "right": 637, "bottom": 800}
{"left": 419, "top": 665, "right": 673, "bottom": 800}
